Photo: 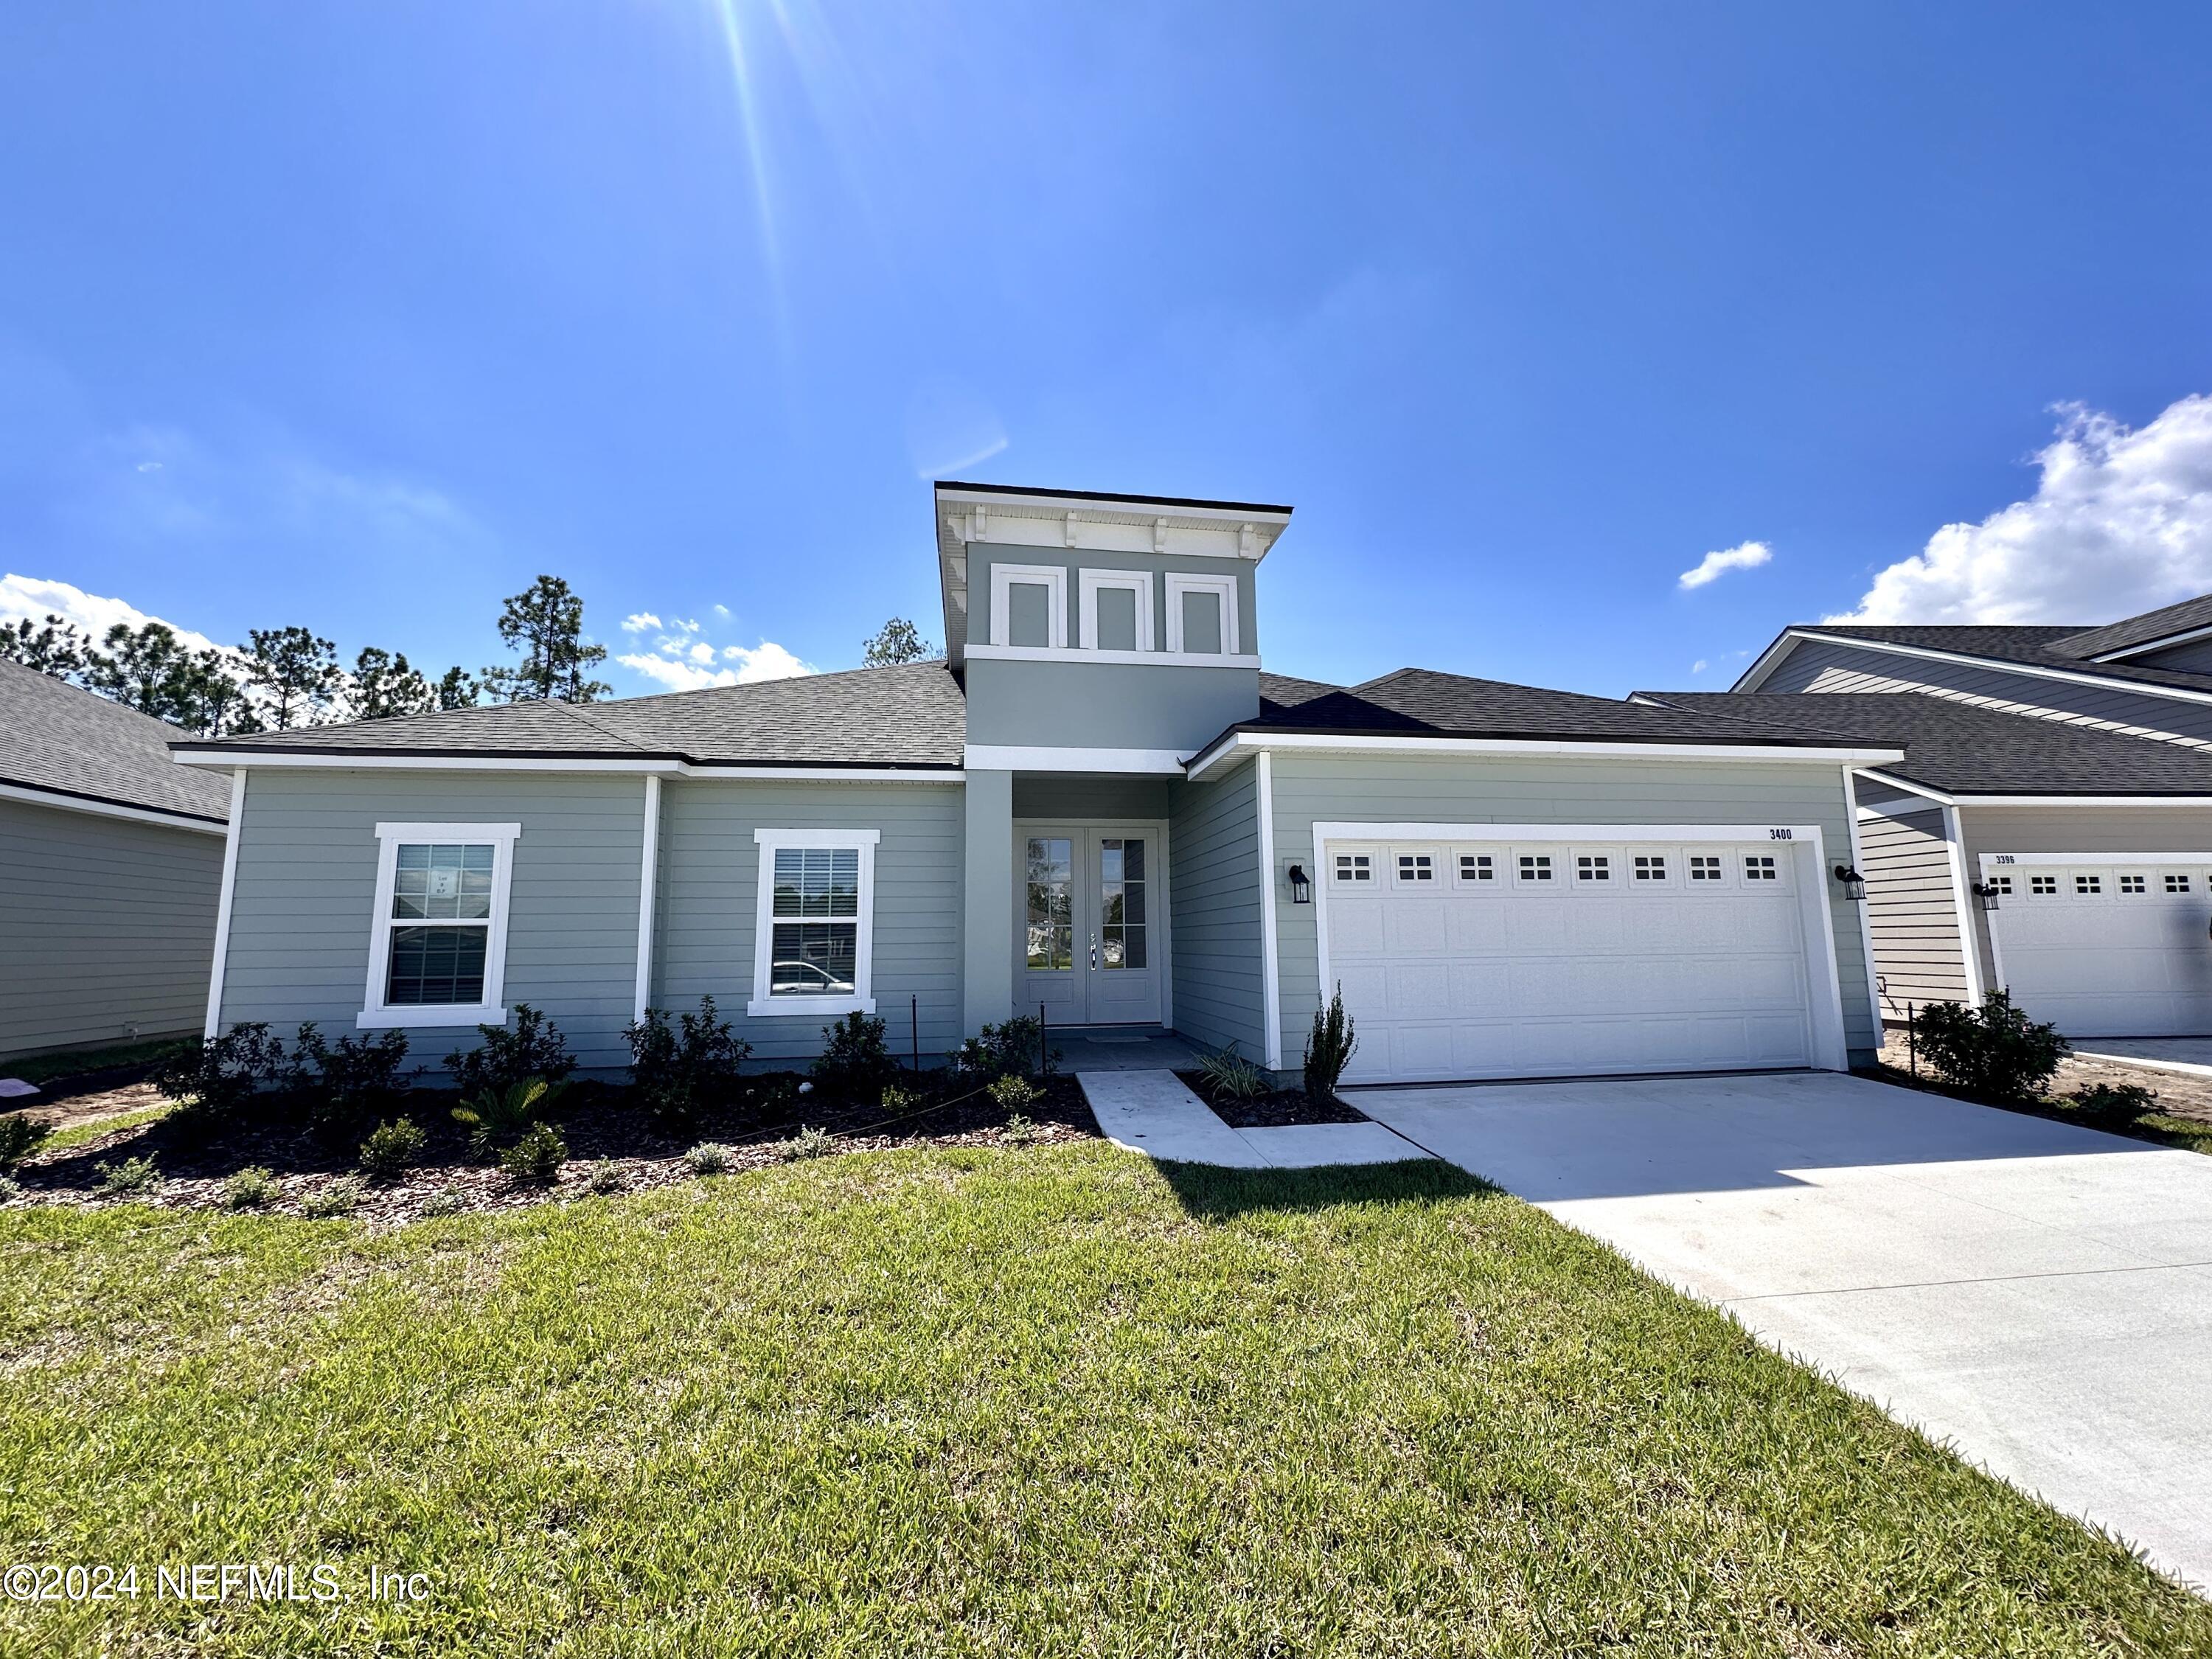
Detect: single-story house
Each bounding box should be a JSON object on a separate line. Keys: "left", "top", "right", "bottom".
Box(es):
{"left": 1, "top": 658, "right": 232, "bottom": 1062}
{"left": 1638, "top": 689, "right": 2212, "bottom": 1040}
{"left": 173, "top": 481, "right": 1902, "bottom": 1086}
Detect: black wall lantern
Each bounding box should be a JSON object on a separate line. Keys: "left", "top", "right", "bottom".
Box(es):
{"left": 1971, "top": 880, "right": 2003, "bottom": 912}
{"left": 1832, "top": 863, "right": 1867, "bottom": 902}
{"left": 1286, "top": 863, "right": 1312, "bottom": 905}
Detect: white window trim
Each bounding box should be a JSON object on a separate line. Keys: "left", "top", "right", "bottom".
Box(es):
{"left": 1077, "top": 568, "right": 1155, "bottom": 653}
{"left": 749, "top": 827, "right": 880, "bottom": 1018}
{"left": 989, "top": 563, "right": 1069, "bottom": 650}
{"left": 1164, "top": 571, "right": 1240, "bottom": 655}
{"left": 358, "top": 822, "right": 521, "bottom": 1029}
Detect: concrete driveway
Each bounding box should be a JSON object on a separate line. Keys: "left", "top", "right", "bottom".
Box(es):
{"left": 1357, "top": 1071, "right": 2212, "bottom": 1591}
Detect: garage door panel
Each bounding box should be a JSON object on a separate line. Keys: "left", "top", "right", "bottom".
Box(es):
{"left": 1386, "top": 962, "right": 1453, "bottom": 1019}
{"left": 1383, "top": 905, "right": 1449, "bottom": 956}
{"left": 1330, "top": 905, "right": 1386, "bottom": 957}
{"left": 1991, "top": 859, "right": 2212, "bottom": 1037}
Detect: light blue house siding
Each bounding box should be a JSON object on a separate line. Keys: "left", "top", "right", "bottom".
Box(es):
{"left": 1262, "top": 751, "right": 1882, "bottom": 1071}
{"left": 216, "top": 768, "right": 649, "bottom": 1074}
{"left": 1165, "top": 768, "right": 1266, "bottom": 1058}
{"left": 654, "top": 776, "right": 965, "bottom": 1065}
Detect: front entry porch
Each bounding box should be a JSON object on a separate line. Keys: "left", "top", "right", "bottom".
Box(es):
{"left": 1015, "top": 818, "right": 1168, "bottom": 1027}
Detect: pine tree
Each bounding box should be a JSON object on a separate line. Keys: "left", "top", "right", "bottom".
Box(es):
{"left": 860, "top": 617, "right": 940, "bottom": 667}
{"left": 481, "top": 576, "right": 610, "bottom": 703}
{"left": 241, "top": 626, "right": 342, "bottom": 730}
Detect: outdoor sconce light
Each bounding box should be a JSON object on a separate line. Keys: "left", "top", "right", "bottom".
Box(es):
{"left": 1286, "top": 863, "right": 1312, "bottom": 905}
{"left": 1972, "top": 880, "right": 2003, "bottom": 913}
{"left": 1833, "top": 864, "right": 1867, "bottom": 902}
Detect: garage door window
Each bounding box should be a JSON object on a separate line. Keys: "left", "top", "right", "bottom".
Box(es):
{"left": 2121, "top": 874, "right": 2147, "bottom": 894}
{"left": 1335, "top": 853, "right": 1372, "bottom": 883}
{"left": 1988, "top": 874, "right": 2012, "bottom": 895}
{"left": 1576, "top": 855, "right": 1611, "bottom": 882}
{"left": 2076, "top": 874, "right": 2101, "bottom": 895}
{"left": 1744, "top": 855, "right": 1778, "bottom": 881}
{"left": 1457, "top": 853, "right": 1495, "bottom": 883}
{"left": 1634, "top": 855, "right": 1667, "bottom": 880}
{"left": 1689, "top": 855, "right": 1722, "bottom": 881}
{"left": 1517, "top": 854, "right": 1553, "bottom": 883}
{"left": 1395, "top": 854, "right": 1435, "bottom": 884}
{"left": 2031, "top": 875, "right": 2058, "bottom": 895}
{"left": 2168, "top": 874, "right": 2192, "bottom": 893}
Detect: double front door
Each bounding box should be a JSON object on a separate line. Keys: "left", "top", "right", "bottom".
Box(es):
{"left": 1016, "top": 823, "right": 1163, "bottom": 1026}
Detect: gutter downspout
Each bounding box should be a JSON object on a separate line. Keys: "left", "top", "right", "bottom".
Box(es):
{"left": 203, "top": 768, "right": 247, "bottom": 1040}
{"left": 633, "top": 775, "right": 661, "bottom": 1023}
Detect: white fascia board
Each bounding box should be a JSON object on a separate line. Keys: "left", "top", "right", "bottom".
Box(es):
{"left": 964, "top": 745, "right": 1187, "bottom": 774}
{"left": 1729, "top": 630, "right": 1805, "bottom": 693}
{"left": 2090, "top": 621, "right": 2212, "bottom": 663}
{"left": 1851, "top": 768, "right": 1955, "bottom": 806}
{"left": 689, "top": 767, "right": 964, "bottom": 783}
{"left": 0, "top": 778, "right": 228, "bottom": 835}
{"left": 171, "top": 750, "right": 961, "bottom": 782}
{"left": 1753, "top": 627, "right": 2212, "bottom": 709}
{"left": 1948, "top": 793, "right": 2212, "bottom": 807}
{"left": 1184, "top": 731, "right": 1905, "bottom": 781}
{"left": 1310, "top": 821, "right": 1828, "bottom": 844}
{"left": 963, "top": 643, "right": 1262, "bottom": 669}
{"left": 1981, "top": 850, "right": 2212, "bottom": 866}
{"left": 933, "top": 486, "right": 1292, "bottom": 533}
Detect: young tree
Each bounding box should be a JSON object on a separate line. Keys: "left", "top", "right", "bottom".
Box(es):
{"left": 481, "top": 575, "right": 610, "bottom": 703}
{"left": 349, "top": 647, "right": 437, "bottom": 722}
{"left": 860, "top": 617, "right": 941, "bottom": 667}
{"left": 178, "top": 650, "right": 261, "bottom": 737}
{"left": 434, "top": 665, "right": 481, "bottom": 710}
{"left": 242, "top": 626, "right": 342, "bottom": 730}
{"left": 83, "top": 622, "right": 195, "bottom": 722}
{"left": 0, "top": 613, "right": 90, "bottom": 678}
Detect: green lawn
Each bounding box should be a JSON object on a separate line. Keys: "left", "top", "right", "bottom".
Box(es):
{"left": 33, "top": 1105, "right": 172, "bottom": 1156}
{"left": 0, "top": 1037, "right": 192, "bottom": 1089}
{"left": 3, "top": 1143, "right": 2205, "bottom": 1656}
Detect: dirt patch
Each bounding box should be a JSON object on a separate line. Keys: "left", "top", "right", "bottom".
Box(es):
{"left": 1173, "top": 1072, "right": 1366, "bottom": 1128}
{"left": 1877, "top": 1029, "right": 2212, "bottom": 1126}
{"left": 7, "top": 1080, "right": 168, "bottom": 1131}
{"left": 2, "top": 1071, "right": 1099, "bottom": 1225}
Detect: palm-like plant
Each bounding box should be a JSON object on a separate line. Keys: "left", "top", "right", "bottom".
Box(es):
{"left": 452, "top": 1077, "right": 567, "bottom": 1153}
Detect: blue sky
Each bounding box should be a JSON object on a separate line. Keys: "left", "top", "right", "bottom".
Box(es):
{"left": 4, "top": 2, "right": 2212, "bottom": 699}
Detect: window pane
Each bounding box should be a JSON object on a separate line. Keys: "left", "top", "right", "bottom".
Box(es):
{"left": 773, "top": 847, "right": 859, "bottom": 919}
{"left": 1180, "top": 590, "right": 1222, "bottom": 655}
{"left": 769, "top": 921, "right": 858, "bottom": 995}
{"left": 393, "top": 843, "right": 494, "bottom": 920}
{"left": 386, "top": 925, "right": 487, "bottom": 1006}
{"left": 1007, "top": 581, "right": 1053, "bottom": 648}
{"left": 1121, "top": 925, "right": 1145, "bottom": 969}
{"left": 1096, "top": 586, "right": 1138, "bottom": 652}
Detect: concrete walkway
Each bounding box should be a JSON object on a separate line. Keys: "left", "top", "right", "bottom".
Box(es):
{"left": 1078, "top": 1071, "right": 1426, "bottom": 1169}
{"left": 1357, "top": 1069, "right": 2212, "bottom": 1592}
{"left": 2071, "top": 1037, "right": 2212, "bottom": 1079}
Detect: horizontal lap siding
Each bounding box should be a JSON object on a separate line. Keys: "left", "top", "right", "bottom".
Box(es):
{"left": 1266, "top": 754, "right": 1877, "bottom": 1065}
{"left": 1166, "top": 768, "right": 1264, "bottom": 1058}
{"left": 220, "top": 770, "right": 646, "bottom": 1074}
{"left": 1856, "top": 808, "right": 1969, "bottom": 1012}
{"left": 0, "top": 799, "right": 222, "bottom": 1060}
{"left": 655, "top": 780, "right": 962, "bottom": 1065}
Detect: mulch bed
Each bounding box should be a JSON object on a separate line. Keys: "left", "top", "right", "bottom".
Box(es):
{"left": 2, "top": 1071, "right": 1099, "bottom": 1225}
{"left": 1173, "top": 1072, "right": 1367, "bottom": 1128}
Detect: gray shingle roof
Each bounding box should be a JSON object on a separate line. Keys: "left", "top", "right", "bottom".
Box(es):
{"left": 1783, "top": 623, "right": 2212, "bottom": 695}
{"left": 2046, "top": 594, "right": 2212, "bottom": 661}
{"left": 173, "top": 661, "right": 967, "bottom": 769}
{"left": 1221, "top": 667, "right": 1890, "bottom": 750}
{"left": 1634, "top": 690, "right": 2212, "bottom": 796}
{"left": 0, "top": 660, "right": 232, "bottom": 822}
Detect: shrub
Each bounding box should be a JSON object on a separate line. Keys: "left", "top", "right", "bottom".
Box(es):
{"left": 1304, "top": 984, "right": 1359, "bottom": 1103}
{"left": 585, "top": 1158, "right": 624, "bottom": 1194}
{"left": 987, "top": 1074, "right": 1043, "bottom": 1113}
{"left": 1001, "top": 1113, "right": 1040, "bottom": 1145}
{"left": 626, "top": 995, "right": 751, "bottom": 1127}
{"left": 223, "top": 1166, "right": 279, "bottom": 1210}
{"left": 779, "top": 1126, "right": 837, "bottom": 1161}
{"left": 0, "top": 1113, "right": 52, "bottom": 1172}
{"left": 812, "top": 1012, "right": 897, "bottom": 1098}
{"left": 445, "top": 1004, "right": 577, "bottom": 1100}
{"left": 0, "top": 1175, "right": 21, "bottom": 1203}
{"left": 2065, "top": 1081, "right": 2162, "bottom": 1131}
{"left": 948, "top": 1015, "right": 1054, "bottom": 1080}
{"left": 302, "top": 1175, "right": 367, "bottom": 1218}
{"left": 156, "top": 1023, "right": 285, "bottom": 1121}
{"left": 1196, "top": 1042, "right": 1269, "bottom": 1102}
{"left": 501, "top": 1121, "right": 568, "bottom": 1184}
{"left": 880, "top": 1082, "right": 918, "bottom": 1114}
{"left": 358, "top": 1117, "right": 428, "bottom": 1183}
{"left": 684, "top": 1141, "right": 737, "bottom": 1176}
{"left": 1914, "top": 990, "right": 2069, "bottom": 1099}
{"left": 95, "top": 1155, "right": 159, "bottom": 1197}
{"left": 452, "top": 1077, "right": 567, "bottom": 1154}
{"left": 419, "top": 1188, "right": 465, "bottom": 1219}
{"left": 289, "top": 1024, "right": 417, "bottom": 1133}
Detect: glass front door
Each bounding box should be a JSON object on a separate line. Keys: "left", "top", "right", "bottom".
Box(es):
{"left": 1012, "top": 824, "right": 1164, "bottom": 1026}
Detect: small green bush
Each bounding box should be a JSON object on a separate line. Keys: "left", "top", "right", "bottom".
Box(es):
{"left": 880, "top": 1082, "right": 918, "bottom": 1114}
{"left": 1914, "top": 990, "right": 2069, "bottom": 1099}
{"left": 1001, "top": 1113, "right": 1040, "bottom": 1145}
{"left": 419, "top": 1188, "right": 465, "bottom": 1219}
{"left": 0, "top": 1175, "right": 22, "bottom": 1203}
{"left": 626, "top": 995, "right": 751, "bottom": 1127}
{"left": 289, "top": 1023, "right": 417, "bottom": 1133}
{"left": 223, "top": 1166, "right": 279, "bottom": 1210}
{"left": 302, "top": 1175, "right": 368, "bottom": 1218}
{"left": 586, "top": 1159, "right": 624, "bottom": 1194}
{"left": 987, "top": 1074, "right": 1043, "bottom": 1113}
{"left": 948, "top": 1015, "right": 1054, "bottom": 1080}
{"left": 358, "top": 1117, "right": 428, "bottom": 1183}
{"left": 1304, "top": 984, "right": 1359, "bottom": 1104}
{"left": 779, "top": 1126, "right": 838, "bottom": 1161}
{"left": 501, "top": 1121, "right": 568, "bottom": 1185}
{"left": 452, "top": 1077, "right": 567, "bottom": 1154}
{"left": 0, "top": 1112, "right": 52, "bottom": 1171}
{"left": 1196, "top": 1043, "right": 1269, "bottom": 1102}
{"left": 156, "top": 1023, "right": 285, "bottom": 1121}
{"left": 2062, "top": 1081, "right": 2162, "bottom": 1133}
{"left": 812, "top": 1012, "right": 897, "bottom": 1097}
{"left": 684, "top": 1141, "right": 737, "bottom": 1175}
{"left": 445, "top": 1004, "right": 577, "bottom": 1100}
{"left": 95, "top": 1155, "right": 159, "bottom": 1197}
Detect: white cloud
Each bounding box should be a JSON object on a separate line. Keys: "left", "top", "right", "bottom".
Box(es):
{"left": 1690, "top": 659, "right": 1708, "bottom": 675}
{"left": 616, "top": 637, "right": 814, "bottom": 692}
{"left": 688, "top": 641, "right": 715, "bottom": 664}
{"left": 1678, "top": 540, "right": 1773, "bottom": 591}
{"left": 722, "top": 641, "right": 812, "bottom": 681}
{"left": 622, "top": 612, "right": 662, "bottom": 633}
{"left": 712, "top": 603, "right": 731, "bottom": 618}
{"left": 1832, "top": 396, "right": 2212, "bottom": 625}
{"left": 0, "top": 572, "right": 227, "bottom": 657}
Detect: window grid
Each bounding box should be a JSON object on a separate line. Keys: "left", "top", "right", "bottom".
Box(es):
{"left": 1099, "top": 837, "right": 1147, "bottom": 970}
{"left": 2075, "top": 874, "right": 2102, "bottom": 895}
{"left": 2168, "top": 874, "right": 2194, "bottom": 894}
{"left": 771, "top": 846, "right": 861, "bottom": 995}
{"left": 1334, "top": 853, "right": 1371, "bottom": 883}
{"left": 1397, "top": 853, "right": 1435, "bottom": 883}
{"left": 1517, "top": 854, "right": 1553, "bottom": 882}
{"left": 2120, "top": 874, "right": 2147, "bottom": 894}
{"left": 1458, "top": 853, "right": 1494, "bottom": 882}
{"left": 1989, "top": 874, "right": 2013, "bottom": 894}
{"left": 386, "top": 842, "right": 496, "bottom": 1006}
{"left": 2031, "top": 874, "right": 2058, "bottom": 895}
{"left": 1576, "top": 855, "right": 1610, "bottom": 882}
{"left": 1633, "top": 855, "right": 1667, "bottom": 880}
{"left": 1689, "top": 855, "right": 1723, "bottom": 881}
{"left": 1743, "top": 855, "right": 1777, "bottom": 881}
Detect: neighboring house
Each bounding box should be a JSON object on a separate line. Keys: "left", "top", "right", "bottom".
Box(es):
{"left": 0, "top": 659, "right": 232, "bottom": 1062}
{"left": 1634, "top": 690, "right": 2212, "bottom": 1040}
{"left": 174, "top": 481, "right": 1900, "bottom": 1086}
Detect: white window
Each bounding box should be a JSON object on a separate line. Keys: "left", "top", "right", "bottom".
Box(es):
{"left": 1576, "top": 854, "right": 1611, "bottom": 883}
{"left": 1989, "top": 874, "right": 2014, "bottom": 895}
{"left": 1164, "top": 571, "right": 1240, "bottom": 655}
{"left": 1334, "top": 852, "right": 1372, "bottom": 883}
{"left": 751, "top": 829, "right": 878, "bottom": 1018}
{"left": 1395, "top": 852, "right": 1435, "bottom": 883}
{"left": 2075, "top": 874, "right": 2102, "bottom": 895}
{"left": 2120, "top": 874, "right": 2147, "bottom": 894}
{"left": 1517, "top": 853, "right": 1553, "bottom": 883}
{"left": 989, "top": 563, "right": 1068, "bottom": 650}
{"left": 359, "top": 823, "right": 520, "bottom": 1029}
{"left": 1077, "top": 568, "right": 1155, "bottom": 653}
{"left": 2031, "top": 874, "right": 2058, "bottom": 895}
{"left": 1688, "top": 855, "right": 1724, "bottom": 882}
{"left": 1633, "top": 855, "right": 1667, "bottom": 881}
{"left": 1457, "top": 852, "right": 1494, "bottom": 883}
{"left": 2168, "top": 874, "right": 2193, "bottom": 894}
{"left": 1743, "top": 855, "right": 1777, "bottom": 881}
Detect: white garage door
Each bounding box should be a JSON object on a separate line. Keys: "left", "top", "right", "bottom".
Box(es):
{"left": 1986, "top": 858, "right": 2212, "bottom": 1038}
{"left": 1321, "top": 836, "right": 1825, "bottom": 1084}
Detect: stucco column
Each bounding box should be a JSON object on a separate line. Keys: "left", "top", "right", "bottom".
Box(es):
{"left": 962, "top": 768, "right": 1015, "bottom": 1035}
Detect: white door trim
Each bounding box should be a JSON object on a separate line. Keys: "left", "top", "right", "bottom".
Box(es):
{"left": 202, "top": 768, "right": 248, "bottom": 1038}
{"left": 1257, "top": 751, "right": 1282, "bottom": 1070}
{"left": 1940, "top": 804, "right": 1986, "bottom": 1004}
{"left": 1010, "top": 818, "right": 1172, "bottom": 1027}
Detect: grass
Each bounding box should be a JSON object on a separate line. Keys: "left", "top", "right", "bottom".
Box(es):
{"left": 32, "top": 1105, "right": 171, "bottom": 1157}
{"left": 0, "top": 1037, "right": 192, "bottom": 1089}
{"left": 1871, "top": 1062, "right": 2212, "bottom": 1158}
{"left": 3, "top": 1143, "right": 2206, "bottom": 1656}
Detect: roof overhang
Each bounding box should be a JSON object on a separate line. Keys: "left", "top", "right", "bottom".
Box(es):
{"left": 2087, "top": 619, "right": 2212, "bottom": 664}
{"left": 0, "top": 776, "right": 228, "bottom": 834}
{"left": 1736, "top": 626, "right": 2212, "bottom": 708}
{"left": 1185, "top": 728, "right": 1904, "bottom": 782}
{"left": 1852, "top": 766, "right": 2212, "bottom": 809}
{"left": 933, "top": 481, "right": 1293, "bottom": 665}
{"left": 171, "top": 748, "right": 962, "bottom": 782}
